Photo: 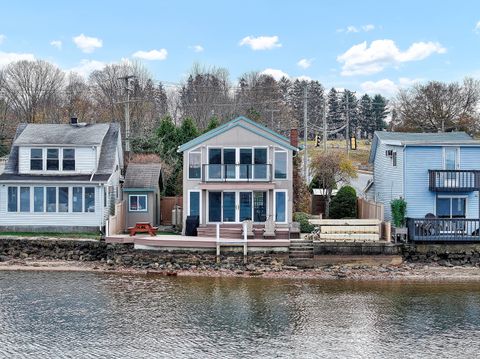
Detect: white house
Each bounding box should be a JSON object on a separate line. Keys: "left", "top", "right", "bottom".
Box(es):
{"left": 0, "top": 121, "right": 124, "bottom": 233}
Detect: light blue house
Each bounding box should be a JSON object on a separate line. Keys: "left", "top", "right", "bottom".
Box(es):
{"left": 367, "top": 131, "right": 480, "bottom": 241}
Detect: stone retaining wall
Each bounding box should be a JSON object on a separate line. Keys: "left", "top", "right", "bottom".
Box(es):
{"left": 402, "top": 243, "right": 480, "bottom": 266}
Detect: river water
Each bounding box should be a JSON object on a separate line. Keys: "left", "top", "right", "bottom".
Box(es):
{"left": 1, "top": 271, "right": 480, "bottom": 358}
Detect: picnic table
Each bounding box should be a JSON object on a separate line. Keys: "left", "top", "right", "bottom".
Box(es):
{"left": 128, "top": 222, "right": 158, "bottom": 236}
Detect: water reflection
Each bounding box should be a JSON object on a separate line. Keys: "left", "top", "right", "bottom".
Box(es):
{"left": 1, "top": 272, "right": 480, "bottom": 358}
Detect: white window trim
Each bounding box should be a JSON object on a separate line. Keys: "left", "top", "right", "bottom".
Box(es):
{"left": 435, "top": 194, "right": 468, "bottom": 218}
{"left": 187, "top": 148, "right": 202, "bottom": 180}
{"left": 273, "top": 189, "right": 288, "bottom": 223}
{"left": 30, "top": 148, "right": 44, "bottom": 171}
{"left": 128, "top": 194, "right": 148, "bottom": 212}
{"left": 442, "top": 146, "right": 460, "bottom": 170}
{"left": 29, "top": 147, "right": 76, "bottom": 173}
{"left": 274, "top": 147, "right": 288, "bottom": 180}
{"left": 187, "top": 189, "right": 202, "bottom": 224}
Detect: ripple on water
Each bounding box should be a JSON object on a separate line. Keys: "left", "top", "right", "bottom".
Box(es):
{"left": 1, "top": 272, "right": 480, "bottom": 358}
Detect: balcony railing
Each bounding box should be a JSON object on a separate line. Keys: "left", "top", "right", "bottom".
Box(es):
{"left": 407, "top": 217, "right": 480, "bottom": 242}
{"left": 428, "top": 170, "right": 480, "bottom": 192}
{"left": 201, "top": 164, "right": 272, "bottom": 182}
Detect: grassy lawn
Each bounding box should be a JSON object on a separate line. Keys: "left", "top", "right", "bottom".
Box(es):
{"left": 0, "top": 232, "right": 102, "bottom": 239}
{"left": 305, "top": 139, "right": 372, "bottom": 170}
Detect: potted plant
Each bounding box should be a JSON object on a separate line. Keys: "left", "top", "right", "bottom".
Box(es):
{"left": 390, "top": 198, "right": 408, "bottom": 240}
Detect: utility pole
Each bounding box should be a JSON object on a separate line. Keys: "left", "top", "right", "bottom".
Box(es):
{"left": 345, "top": 93, "right": 350, "bottom": 157}
{"left": 323, "top": 97, "right": 328, "bottom": 151}
{"left": 118, "top": 75, "right": 136, "bottom": 154}
{"left": 303, "top": 85, "right": 308, "bottom": 181}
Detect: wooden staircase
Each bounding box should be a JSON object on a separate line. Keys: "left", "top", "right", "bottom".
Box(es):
{"left": 289, "top": 239, "right": 314, "bottom": 259}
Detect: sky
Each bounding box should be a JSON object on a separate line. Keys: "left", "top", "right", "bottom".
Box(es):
{"left": 0, "top": 0, "right": 479, "bottom": 97}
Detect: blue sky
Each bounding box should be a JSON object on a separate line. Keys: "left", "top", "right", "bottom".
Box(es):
{"left": 1, "top": 0, "right": 479, "bottom": 97}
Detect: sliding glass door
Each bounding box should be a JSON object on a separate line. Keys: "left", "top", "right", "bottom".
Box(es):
{"left": 208, "top": 191, "right": 266, "bottom": 223}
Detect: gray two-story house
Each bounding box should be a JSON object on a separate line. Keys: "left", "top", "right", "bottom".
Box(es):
{"left": 178, "top": 116, "right": 299, "bottom": 239}
{"left": 0, "top": 121, "right": 124, "bottom": 233}
{"left": 367, "top": 131, "right": 480, "bottom": 241}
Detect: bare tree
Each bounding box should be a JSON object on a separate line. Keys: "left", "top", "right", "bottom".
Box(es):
{"left": 393, "top": 78, "right": 480, "bottom": 133}
{"left": 0, "top": 60, "right": 65, "bottom": 123}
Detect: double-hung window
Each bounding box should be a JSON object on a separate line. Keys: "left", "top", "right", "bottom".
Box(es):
{"left": 188, "top": 148, "right": 201, "bottom": 179}
{"left": 30, "top": 149, "right": 43, "bottom": 170}
{"left": 274, "top": 148, "right": 287, "bottom": 179}
{"left": 47, "top": 149, "right": 59, "bottom": 170}
{"left": 63, "top": 149, "right": 75, "bottom": 171}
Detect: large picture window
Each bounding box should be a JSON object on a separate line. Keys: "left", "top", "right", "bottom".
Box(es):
{"left": 47, "top": 149, "right": 59, "bottom": 170}
{"left": 188, "top": 148, "right": 201, "bottom": 179}
{"left": 129, "top": 194, "right": 147, "bottom": 212}
{"left": 436, "top": 196, "right": 466, "bottom": 218}
{"left": 30, "top": 149, "right": 43, "bottom": 170}
{"left": 274, "top": 148, "right": 287, "bottom": 179}
{"left": 62, "top": 149, "right": 75, "bottom": 171}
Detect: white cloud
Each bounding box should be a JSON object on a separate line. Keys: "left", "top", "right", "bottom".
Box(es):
{"left": 361, "top": 77, "right": 423, "bottom": 96}
{"left": 0, "top": 52, "right": 35, "bottom": 67}
{"left": 0, "top": 34, "right": 6, "bottom": 44}
{"left": 297, "top": 58, "right": 313, "bottom": 69}
{"left": 67, "top": 59, "right": 106, "bottom": 77}
{"left": 260, "top": 68, "right": 289, "bottom": 81}
{"left": 296, "top": 75, "right": 312, "bottom": 82}
{"left": 50, "top": 40, "right": 62, "bottom": 50}
{"left": 73, "top": 34, "right": 103, "bottom": 53}
{"left": 239, "top": 35, "right": 282, "bottom": 50}
{"left": 337, "top": 39, "right": 446, "bottom": 76}
{"left": 190, "top": 45, "right": 204, "bottom": 53}
{"left": 132, "top": 49, "right": 168, "bottom": 60}
{"left": 362, "top": 24, "right": 375, "bottom": 32}
{"left": 346, "top": 26, "right": 359, "bottom": 33}
{"left": 475, "top": 21, "right": 480, "bottom": 33}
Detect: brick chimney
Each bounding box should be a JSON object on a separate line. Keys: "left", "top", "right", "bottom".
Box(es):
{"left": 290, "top": 128, "right": 298, "bottom": 148}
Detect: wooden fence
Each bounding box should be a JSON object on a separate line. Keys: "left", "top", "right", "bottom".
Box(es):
{"left": 160, "top": 196, "right": 183, "bottom": 225}
{"left": 107, "top": 200, "right": 126, "bottom": 236}
{"left": 357, "top": 198, "right": 384, "bottom": 222}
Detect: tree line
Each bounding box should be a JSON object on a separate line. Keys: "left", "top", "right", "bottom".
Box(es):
{"left": 0, "top": 59, "right": 391, "bottom": 156}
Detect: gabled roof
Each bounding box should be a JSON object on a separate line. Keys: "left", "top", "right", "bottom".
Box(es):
{"left": 369, "top": 130, "right": 480, "bottom": 163}
{"left": 124, "top": 163, "right": 162, "bottom": 189}
{"left": 177, "top": 116, "right": 298, "bottom": 152}
{"left": 14, "top": 123, "right": 111, "bottom": 146}
{"left": 0, "top": 122, "right": 122, "bottom": 182}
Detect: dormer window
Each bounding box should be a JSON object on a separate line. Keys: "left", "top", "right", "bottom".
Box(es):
{"left": 63, "top": 149, "right": 75, "bottom": 171}
{"left": 30, "top": 149, "right": 43, "bottom": 170}
{"left": 47, "top": 149, "right": 59, "bottom": 170}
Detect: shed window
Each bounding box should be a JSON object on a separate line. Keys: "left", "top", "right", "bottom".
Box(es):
{"left": 47, "top": 149, "right": 59, "bottom": 170}
{"left": 188, "top": 148, "right": 201, "bottom": 179}
{"left": 30, "top": 149, "right": 43, "bottom": 170}
{"left": 8, "top": 187, "right": 18, "bottom": 212}
{"left": 62, "top": 149, "right": 75, "bottom": 171}
{"left": 129, "top": 195, "right": 147, "bottom": 212}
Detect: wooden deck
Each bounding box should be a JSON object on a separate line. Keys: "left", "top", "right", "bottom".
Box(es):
{"left": 105, "top": 234, "right": 290, "bottom": 249}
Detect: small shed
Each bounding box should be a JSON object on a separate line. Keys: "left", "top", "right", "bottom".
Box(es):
{"left": 123, "top": 163, "right": 162, "bottom": 228}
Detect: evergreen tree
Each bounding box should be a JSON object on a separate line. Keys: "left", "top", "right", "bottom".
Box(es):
{"left": 372, "top": 94, "right": 389, "bottom": 131}
{"left": 340, "top": 90, "right": 358, "bottom": 137}
{"left": 358, "top": 94, "right": 373, "bottom": 137}
{"left": 326, "top": 88, "right": 342, "bottom": 134}
{"left": 204, "top": 116, "right": 220, "bottom": 133}
{"left": 178, "top": 117, "right": 199, "bottom": 144}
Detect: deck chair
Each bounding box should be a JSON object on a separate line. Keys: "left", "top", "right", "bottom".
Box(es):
{"left": 263, "top": 217, "right": 276, "bottom": 239}
{"left": 242, "top": 220, "right": 254, "bottom": 239}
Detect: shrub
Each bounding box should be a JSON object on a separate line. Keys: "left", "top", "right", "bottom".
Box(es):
{"left": 329, "top": 186, "right": 357, "bottom": 219}
{"left": 391, "top": 198, "right": 407, "bottom": 227}
{"left": 293, "top": 212, "right": 315, "bottom": 233}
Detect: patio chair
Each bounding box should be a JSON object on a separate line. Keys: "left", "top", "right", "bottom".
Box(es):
{"left": 263, "top": 217, "right": 276, "bottom": 239}
{"left": 242, "top": 220, "right": 254, "bottom": 239}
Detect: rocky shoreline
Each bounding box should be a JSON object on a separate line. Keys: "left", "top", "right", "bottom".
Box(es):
{"left": 2, "top": 237, "right": 480, "bottom": 281}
